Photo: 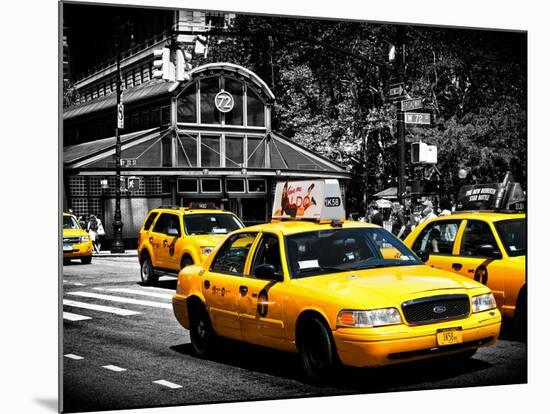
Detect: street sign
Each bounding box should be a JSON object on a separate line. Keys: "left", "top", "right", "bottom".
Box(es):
{"left": 400, "top": 98, "right": 423, "bottom": 112}
{"left": 127, "top": 176, "right": 140, "bottom": 192}
{"left": 117, "top": 103, "right": 124, "bottom": 129}
{"left": 388, "top": 83, "right": 404, "bottom": 99}
{"left": 120, "top": 158, "right": 137, "bottom": 167}
{"left": 404, "top": 112, "right": 431, "bottom": 125}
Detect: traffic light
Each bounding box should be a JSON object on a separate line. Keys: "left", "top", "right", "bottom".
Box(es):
{"left": 152, "top": 47, "right": 174, "bottom": 81}
{"left": 175, "top": 49, "right": 193, "bottom": 82}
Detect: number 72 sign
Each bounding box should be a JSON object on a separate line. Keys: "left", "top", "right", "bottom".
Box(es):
{"left": 215, "top": 91, "right": 234, "bottom": 113}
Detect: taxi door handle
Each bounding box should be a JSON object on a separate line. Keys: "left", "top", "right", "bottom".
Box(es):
{"left": 163, "top": 239, "right": 168, "bottom": 247}
{"left": 452, "top": 263, "right": 463, "bottom": 271}
{"left": 239, "top": 285, "right": 248, "bottom": 295}
{"left": 149, "top": 237, "right": 153, "bottom": 243}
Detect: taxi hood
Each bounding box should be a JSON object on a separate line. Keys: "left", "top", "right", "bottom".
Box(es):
{"left": 188, "top": 233, "right": 227, "bottom": 246}
{"left": 294, "top": 264, "right": 483, "bottom": 307}
{"left": 63, "top": 228, "right": 88, "bottom": 237}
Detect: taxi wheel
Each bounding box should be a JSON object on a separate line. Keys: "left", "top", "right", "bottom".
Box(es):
{"left": 81, "top": 256, "right": 92, "bottom": 265}
{"left": 180, "top": 256, "right": 193, "bottom": 269}
{"left": 189, "top": 304, "right": 215, "bottom": 357}
{"left": 298, "top": 316, "right": 338, "bottom": 383}
{"left": 514, "top": 289, "right": 527, "bottom": 341}
{"left": 140, "top": 256, "right": 158, "bottom": 285}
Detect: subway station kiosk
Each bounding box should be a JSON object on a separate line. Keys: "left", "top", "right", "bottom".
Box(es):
{"left": 63, "top": 63, "right": 350, "bottom": 246}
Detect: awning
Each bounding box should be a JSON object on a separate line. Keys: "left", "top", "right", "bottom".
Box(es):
{"left": 63, "top": 127, "right": 165, "bottom": 168}
{"left": 373, "top": 187, "right": 398, "bottom": 199}
{"left": 375, "top": 199, "right": 394, "bottom": 209}
{"left": 63, "top": 80, "right": 178, "bottom": 121}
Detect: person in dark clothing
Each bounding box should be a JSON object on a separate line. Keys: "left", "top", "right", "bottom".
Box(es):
{"left": 369, "top": 204, "right": 384, "bottom": 227}
{"left": 391, "top": 203, "right": 406, "bottom": 235}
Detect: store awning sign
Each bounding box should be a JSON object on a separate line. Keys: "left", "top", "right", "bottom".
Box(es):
{"left": 272, "top": 179, "right": 345, "bottom": 221}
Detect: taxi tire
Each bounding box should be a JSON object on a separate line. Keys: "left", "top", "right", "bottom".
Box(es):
{"left": 514, "top": 289, "right": 527, "bottom": 341}
{"left": 180, "top": 256, "right": 193, "bottom": 269}
{"left": 297, "top": 316, "right": 338, "bottom": 384}
{"left": 81, "top": 256, "right": 92, "bottom": 264}
{"left": 140, "top": 255, "right": 158, "bottom": 285}
{"left": 189, "top": 304, "right": 215, "bottom": 357}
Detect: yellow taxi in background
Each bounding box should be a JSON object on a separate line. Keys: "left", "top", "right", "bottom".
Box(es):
{"left": 404, "top": 212, "right": 525, "bottom": 333}
{"left": 137, "top": 203, "right": 244, "bottom": 285}
{"left": 63, "top": 212, "right": 93, "bottom": 264}
{"left": 172, "top": 180, "right": 501, "bottom": 382}
{"left": 404, "top": 176, "right": 526, "bottom": 335}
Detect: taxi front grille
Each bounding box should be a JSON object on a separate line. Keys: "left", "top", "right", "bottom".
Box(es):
{"left": 401, "top": 294, "right": 470, "bottom": 325}
{"left": 63, "top": 237, "right": 80, "bottom": 244}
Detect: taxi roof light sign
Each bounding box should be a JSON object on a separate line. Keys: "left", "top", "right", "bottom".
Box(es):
{"left": 272, "top": 179, "right": 345, "bottom": 221}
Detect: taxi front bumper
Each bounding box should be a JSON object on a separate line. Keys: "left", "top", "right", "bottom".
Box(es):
{"left": 333, "top": 309, "right": 501, "bottom": 367}
{"left": 63, "top": 241, "right": 93, "bottom": 258}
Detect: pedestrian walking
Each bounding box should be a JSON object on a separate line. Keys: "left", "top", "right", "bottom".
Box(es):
{"left": 95, "top": 216, "right": 105, "bottom": 253}
{"left": 87, "top": 215, "right": 101, "bottom": 254}
{"left": 368, "top": 203, "right": 384, "bottom": 227}
{"left": 438, "top": 198, "right": 452, "bottom": 216}
{"left": 391, "top": 202, "right": 406, "bottom": 236}
{"left": 419, "top": 200, "right": 437, "bottom": 223}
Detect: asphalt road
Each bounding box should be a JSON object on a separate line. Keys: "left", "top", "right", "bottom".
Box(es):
{"left": 62, "top": 256, "right": 527, "bottom": 413}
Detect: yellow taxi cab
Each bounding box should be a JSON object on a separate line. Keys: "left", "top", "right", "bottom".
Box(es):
{"left": 137, "top": 203, "right": 244, "bottom": 285}
{"left": 63, "top": 212, "right": 93, "bottom": 264}
{"left": 172, "top": 180, "right": 501, "bottom": 381}
{"left": 404, "top": 177, "right": 526, "bottom": 335}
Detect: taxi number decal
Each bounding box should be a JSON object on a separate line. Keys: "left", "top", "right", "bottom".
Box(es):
{"left": 257, "top": 289, "right": 269, "bottom": 317}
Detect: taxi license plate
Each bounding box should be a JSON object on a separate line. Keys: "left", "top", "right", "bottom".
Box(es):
{"left": 63, "top": 245, "right": 73, "bottom": 251}
{"left": 436, "top": 327, "right": 463, "bottom": 346}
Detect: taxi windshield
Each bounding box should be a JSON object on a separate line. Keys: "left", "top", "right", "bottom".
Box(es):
{"left": 63, "top": 215, "right": 81, "bottom": 230}
{"left": 286, "top": 227, "right": 422, "bottom": 278}
{"left": 494, "top": 218, "right": 526, "bottom": 257}
{"left": 184, "top": 214, "right": 244, "bottom": 235}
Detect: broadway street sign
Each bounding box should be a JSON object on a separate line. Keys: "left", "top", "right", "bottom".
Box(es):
{"left": 388, "top": 83, "right": 404, "bottom": 99}
{"left": 400, "top": 98, "right": 423, "bottom": 112}
{"left": 404, "top": 112, "right": 431, "bottom": 125}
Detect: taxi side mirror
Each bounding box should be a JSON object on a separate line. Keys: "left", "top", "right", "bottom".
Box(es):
{"left": 417, "top": 250, "right": 430, "bottom": 263}
{"left": 254, "top": 264, "right": 283, "bottom": 281}
{"left": 477, "top": 244, "right": 502, "bottom": 259}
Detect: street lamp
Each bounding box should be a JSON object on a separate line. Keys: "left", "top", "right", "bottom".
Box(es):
{"left": 111, "top": 19, "right": 125, "bottom": 253}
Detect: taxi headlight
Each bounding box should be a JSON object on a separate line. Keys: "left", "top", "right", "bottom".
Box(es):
{"left": 80, "top": 236, "right": 90, "bottom": 243}
{"left": 337, "top": 308, "right": 402, "bottom": 328}
{"left": 200, "top": 246, "right": 214, "bottom": 256}
{"left": 472, "top": 293, "right": 497, "bottom": 313}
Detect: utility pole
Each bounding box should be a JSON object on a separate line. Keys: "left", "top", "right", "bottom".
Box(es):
{"left": 396, "top": 26, "right": 406, "bottom": 206}
{"left": 111, "top": 20, "right": 125, "bottom": 253}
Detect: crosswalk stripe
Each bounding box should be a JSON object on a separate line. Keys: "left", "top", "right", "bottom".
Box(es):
{"left": 63, "top": 299, "right": 141, "bottom": 316}
{"left": 153, "top": 380, "right": 182, "bottom": 389}
{"left": 139, "top": 285, "right": 176, "bottom": 293}
{"left": 102, "top": 365, "right": 127, "bottom": 372}
{"left": 63, "top": 311, "right": 92, "bottom": 321}
{"left": 67, "top": 291, "right": 172, "bottom": 309}
{"left": 93, "top": 287, "right": 173, "bottom": 300}
{"left": 64, "top": 354, "right": 84, "bottom": 360}
{"left": 63, "top": 280, "right": 85, "bottom": 286}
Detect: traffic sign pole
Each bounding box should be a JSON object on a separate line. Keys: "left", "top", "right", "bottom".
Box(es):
{"left": 396, "top": 26, "right": 406, "bottom": 206}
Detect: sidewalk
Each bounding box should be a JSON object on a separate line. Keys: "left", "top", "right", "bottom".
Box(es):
{"left": 93, "top": 249, "right": 138, "bottom": 258}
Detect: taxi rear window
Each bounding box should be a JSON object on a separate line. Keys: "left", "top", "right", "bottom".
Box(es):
{"left": 143, "top": 212, "right": 159, "bottom": 231}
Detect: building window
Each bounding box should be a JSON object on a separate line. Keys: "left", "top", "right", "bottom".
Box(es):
{"left": 226, "top": 178, "right": 245, "bottom": 193}
{"left": 201, "top": 178, "right": 222, "bottom": 193}
{"left": 162, "top": 136, "right": 171, "bottom": 167}
{"left": 247, "top": 137, "right": 265, "bottom": 168}
{"left": 225, "top": 136, "right": 244, "bottom": 168}
{"left": 177, "top": 134, "right": 197, "bottom": 167}
{"left": 248, "top": 179, "right": 267, "bottom": 193}
{"left": 135, "top": 69, "right": 142, "bottom": 86}
{"left": 224, "top": 78, "right": 243, "bottom": 126}
{"left": 142, "top": 64, "right": 150, "bottom": 83}
{"left": 247, "top": 87, "right": 265, "bottom": 126}
{"left": 200, "top": 77, "right": 221, "bottom": 124}
{"left": 200, "top": 135, "right": 220, "bottom": 167}
{"left": 177, "top": 84, "right": 197, "bottom": 123}
{"left": 177, "top": 178, "right": 198, "bottom": 193}
{"left": 161, "top": 106, "right": 171, "bottom": 125}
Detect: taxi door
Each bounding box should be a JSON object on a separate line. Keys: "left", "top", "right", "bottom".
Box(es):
{"left": 238, "top": 232, "right": 286, "bottom": 349}
{"left": 149, "top": 213, "right": 174, "bottom": 268}
{"left": 410, "top": 219, "right": 464, "bottom": 273}
{"left": 160, "top": 213, "right": 186, "bottom": 272}
{"left": 202, "top": 232, "right": 258, "bottom": 341}
{"left": 449, "top": 219, "right": 506, "bottom": 307}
